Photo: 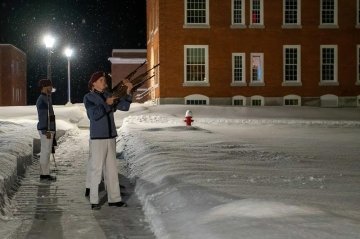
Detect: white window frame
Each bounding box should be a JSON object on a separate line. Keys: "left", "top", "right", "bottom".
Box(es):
{"left": 184, "top": 0, "right": 210, "bottom": 28}
{"left": 282, "top": 0, "right": 302, "bottom": 28}
{"left": 250, "top": 95, "right": 265, "bottom": 106}
{"left": 232, "top": 95, "right": 247, "bottom": 106}
{"left": 185, "top": 94, "right": 209, "bottom": 105}
{"left": 231, "top": 0, "right": 246, "bottom": 28}
{"left": 319, "top": 0, "right": 338, "bottom": 28}
{"left": 183, "top": 45, "right": 209, "bottom": 86}
{"left": 319, "top": 45, "right": 339, "bottom": 86}
{"left": 357, "top": 45, "right": 360, "bottom": 85}
{"left": 283, "top": 94, "right": 301, "bottom": 106}
{"left": 249, "top": 53, "right": 265, "bottom": 86}
{"left": 282, "top": 45, "right": 302, "bottom": 86}
{"left": 231, "top": 53, "right": 246, "bottom": 86}
{"left": 249, "top": 0, "right": 264, "bottom": 28}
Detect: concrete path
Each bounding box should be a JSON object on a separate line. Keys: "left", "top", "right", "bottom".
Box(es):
{"left": 6, "top": 129, "right": 155, "bottom": 239}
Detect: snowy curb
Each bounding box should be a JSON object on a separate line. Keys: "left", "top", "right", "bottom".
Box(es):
{"left": 0, "top": 125, "right": 65, "bottom": 217}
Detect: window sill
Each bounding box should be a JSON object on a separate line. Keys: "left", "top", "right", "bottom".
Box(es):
{"left": 282, "top": 82, "right": 302, "bottom": 87}
{"left": 281, "top": 24, "right": 302, "bottom": 29}
{"left": 183, "top": 24, "right": 210, "bottom": 29}
{"left": 318, "top": 24, "right": 339, "bottom": 29}
{"left": 183, "top": 82, "right": 210, "bottom": 87}
{"left": 231, "top": 82, "right": 247, "bottom": 87}
{"left": 248, "top": 24, "right": 265, "bottom": 29}
{"left": 230, "top": 24, "right": 247, "bottom": 29}
{"left": 319, "top": 81, "right": 339, "bottom": 86}
{"left": 249, "top": 82, "right": 265, "bottom": 86}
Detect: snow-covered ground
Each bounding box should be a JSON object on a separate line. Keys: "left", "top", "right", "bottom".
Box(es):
{"left": 1, "top": 104, "right": 360, "bottom": 238}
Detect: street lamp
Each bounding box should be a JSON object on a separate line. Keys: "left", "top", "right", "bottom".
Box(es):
{"left": 64, "top": 47, "right": 73, "bottom": 105}
{"left": 43, "top": 34, "right": 55, "bottom": 81}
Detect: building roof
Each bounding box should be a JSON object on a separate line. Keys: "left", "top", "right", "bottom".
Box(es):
{"left": 0, "top": 44, "right": 26, "bottom": 56}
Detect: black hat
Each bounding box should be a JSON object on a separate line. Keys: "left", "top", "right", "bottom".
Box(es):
{"left": 88, "top": 71, "right": 105, "bottom": 90}
{"left": 38, "top": 79, "right": 53, "bottom": 89}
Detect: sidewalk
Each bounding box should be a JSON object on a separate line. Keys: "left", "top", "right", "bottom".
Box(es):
{"left": 4, "top": 129, "right": 155, "bottom": 239}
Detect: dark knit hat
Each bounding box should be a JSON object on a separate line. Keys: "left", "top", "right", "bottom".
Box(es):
{"left": 88, "top": 71, "right": 105, "bottom": 90}
{"left": 38, "top": 79, "right": 52, "bottom": 89}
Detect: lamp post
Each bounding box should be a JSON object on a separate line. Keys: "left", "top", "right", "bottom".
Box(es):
{"left": 64, "top": 47, "right": 73, "bottom": 105}
{"left": 43, "top": 35, "right": 55, "bottom": 81}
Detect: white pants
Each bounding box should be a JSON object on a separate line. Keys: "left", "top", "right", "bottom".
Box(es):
{"left": 86, "top": 140, "right": 106, "bottom": 189}
{"left": 89, "top": 138, "right": 121, "bottom": 204}
{"left": 38, "top": 131, "right": 54, "bottom": 175}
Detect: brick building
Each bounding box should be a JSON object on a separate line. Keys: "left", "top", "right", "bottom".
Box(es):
{"left": 147, "top": 0, "right": 360, "bottom": 107}
{"left": 0, "top": 44, "right": 27, "bottom": 106}
{"left": 108, "top": 49, "right": 148, "bottom": 101}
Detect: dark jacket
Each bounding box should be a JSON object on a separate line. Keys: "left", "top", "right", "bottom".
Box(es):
{"left": 36, "top": 93, "right": 56, "bottom": 134}
{"left": 83, "top": 90, "right": 132, "bottom": 140}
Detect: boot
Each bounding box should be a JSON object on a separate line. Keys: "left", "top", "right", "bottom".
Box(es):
{"left": 108, "top": 201, "right": 128, "bottom": 207}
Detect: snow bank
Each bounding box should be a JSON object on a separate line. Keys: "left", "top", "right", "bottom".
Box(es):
{"left": 0, "top": 105, "right": 83, "bottom": 217}
{"left": 120, "top": 107, "right": 360, "bottom": 239}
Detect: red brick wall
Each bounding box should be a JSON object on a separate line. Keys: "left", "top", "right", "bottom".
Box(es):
{"left": 149, "top": 0, "right": 360, "bottom": 99}
{"left": 0, "top": 45, "right": 27, "bottom": 106}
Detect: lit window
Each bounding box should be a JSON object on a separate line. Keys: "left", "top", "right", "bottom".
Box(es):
{"left": 250, "top": 0, "right": 264, "bottom": 26}
{"left": 250, "top": 53, "right": 264, "bottom": 85}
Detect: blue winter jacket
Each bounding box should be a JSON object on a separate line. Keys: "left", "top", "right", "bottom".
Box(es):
{"left": 83, "top": 90, "right": 132, "bottom": 139}
{"left": 36, "top": 93, "right": 56, "bottom": 134}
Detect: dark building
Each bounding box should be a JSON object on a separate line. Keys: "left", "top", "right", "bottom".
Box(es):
{"left": 0, "top": 44, "right": 27, "bottom": 106}
{"left": 147, "top": 0, "right": 360, "bottom": 107}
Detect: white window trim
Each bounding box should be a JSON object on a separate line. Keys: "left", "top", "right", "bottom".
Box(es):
{"left": 283, "top": 94, "right": 301, "bottom": 106}
{"left": 249, "top": 0, "right": 265, "bottom": 28}
{"left": 232, "top": 95, "right": 247, "bottom": 106}
{"left": 184, "top": 0, "right": 210, "bottom": 28}
{"left": 185, "top": 94, "right": 209, "bottom": 105}
{"left": 319, "top": 0, "right": 338, "bottom": 28}
{"left": 282, "top": 45, "right": 302, "bottom": 86}
{"left": 249, "top": 53, "right": 265, "bottom": 86}
{"left": 357, "top": 45, "right": 360, "bottom": 85}
{"left": 282, "top": 0, "right": 302, "bottom": 28}
{"left": 183, "top": 45, "right": 210, "bottom": 87}
{"left": 231, "top": 0, "right": 246, "bottom": 28}
{"left": 319, "top": 45, "right": 339, "bottom": 86}
{"left": 250, "top": 95, "right": 265, "bottom": 106}
{"left": 231, "top": 53, "right": 247, "bottom": 86}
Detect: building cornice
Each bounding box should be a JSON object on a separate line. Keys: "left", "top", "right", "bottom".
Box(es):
{"left": 108, "top": 57, "right": 147, "bottom": 64}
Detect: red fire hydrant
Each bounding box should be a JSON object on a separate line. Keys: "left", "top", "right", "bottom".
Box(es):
{"left": 184, "top": 110, "right": 194, "bottom": 126}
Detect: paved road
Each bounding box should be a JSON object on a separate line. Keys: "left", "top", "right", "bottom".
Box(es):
{"left": 6, "top": 129, "right": 155, "bottom": 239}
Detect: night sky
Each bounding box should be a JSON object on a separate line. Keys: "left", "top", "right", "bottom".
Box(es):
{"left": 0, "top": 0, "right": 146, "bottom": 104}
